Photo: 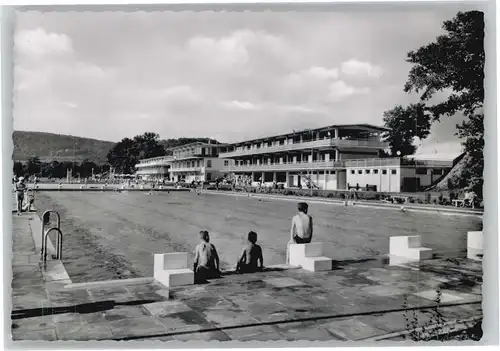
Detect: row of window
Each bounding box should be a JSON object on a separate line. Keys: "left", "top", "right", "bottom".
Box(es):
{"left": 171, "top": 160, "right": 212, "bottom": 169}
{"left": 350, "top": 169, "right": 397, "bottom": 175}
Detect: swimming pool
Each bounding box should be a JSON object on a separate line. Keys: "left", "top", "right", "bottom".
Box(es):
{"left": 34, "top": 191, "right": 482, "bottom": 283}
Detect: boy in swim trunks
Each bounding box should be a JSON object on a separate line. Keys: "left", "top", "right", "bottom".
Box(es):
{"left": 236, "top": 231, "right": 264, "bottom": 273}
{"left": 193, "top": 231, "right": 220, "bottom": 282}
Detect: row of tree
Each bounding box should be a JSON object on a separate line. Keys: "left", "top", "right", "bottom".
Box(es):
{"left": 383, "top": 11, "right": 484, "bottom": 197}
{"left": 13, "top": 157, "right": 110, "bottom": 179}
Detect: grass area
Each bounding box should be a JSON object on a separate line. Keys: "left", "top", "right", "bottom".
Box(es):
{"left": 35, "top": 191, "right": 482, "bottom": 283}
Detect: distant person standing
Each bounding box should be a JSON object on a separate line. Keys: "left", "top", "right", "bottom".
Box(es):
{"left": 193, "top": 231, "right": 220, "bottom": 282}
{"left": 15, "top": 177, "right": 27, "bottom": 215}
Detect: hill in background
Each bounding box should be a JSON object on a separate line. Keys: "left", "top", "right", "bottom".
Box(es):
{"left": 13, "top": 132, "right": 221, "bottom": 164}
{"left": 13, "top": 131, "right": 115, "bottom": 163}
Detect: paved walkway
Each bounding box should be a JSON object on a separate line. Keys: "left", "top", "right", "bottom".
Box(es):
{"left": 11, "top": 213, "right": 483, "bottom": 342}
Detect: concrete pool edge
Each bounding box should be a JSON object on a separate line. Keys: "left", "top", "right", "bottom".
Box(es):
{"left": 202, "top": 191, "right": 483, "bottom": 218}
{"left": 11, "top": 214, "right": 483, "bottom": 342}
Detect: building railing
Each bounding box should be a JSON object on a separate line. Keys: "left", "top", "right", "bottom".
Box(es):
{"left": 345, "top": 158, "right": 401, "bottom": 168}
{"left": 136, "top": 168, "right": 167, "bottom": 175}
{"left": 344, "top": 157, "right": 454, "bottom": 168}
{"left": 135, "top": 156, "right": 174, "bottom": 168}
{"left": 219, "top": 138, "right": 388, "bottom": 158}
{"left": 170, "top": 166, "right": 204, "bottom": 173}
{"left": 171, "top": 153, "right": 205, "bottom": 161}
{"left": 222, "top": 160, "right": 345, "bottom": 172}
{"left": 402, "top": 159, "right": 454, "bottom": 167}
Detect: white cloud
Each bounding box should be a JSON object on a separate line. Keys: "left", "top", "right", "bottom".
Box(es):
{"left": 221, "top": 100, "right": 260, "bottom": 110}
{"left": 341, "top": 59, "right": 383, "bottom": 78}
{"left": 15, "top": 28, "right": 73, "bottom": 57}
{"left": 186, "top": 35, "right": 249, "bottom": 67}
{"left": 60, "top": 101, "right": 78, "bottom": 108}
{"left": 185, "top": 29, "right": 286, "bottom": 68}
{"left": 305, "top": 66, "right": 339, "bottom": 80}
{"left": 328, "top": 80, "right": 370, "bottom": 102}
{"left": 161, "top": 85, "right": 198, "bottom": 100}
{"left": 13, "top": 11, "right": 461, "bottom": 143}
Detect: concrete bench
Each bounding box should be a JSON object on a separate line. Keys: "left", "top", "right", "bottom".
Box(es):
{"left": 467, "top": 231, "right": 483, "bottom": 261}
{"left": 288, "top": 242, "right": 333, "bottom": 272}
{"left": 153, "top": 252, "right": 194, "bottom": 287}
{"left": 389, "top": 235, "right": 433, "bottom": 266}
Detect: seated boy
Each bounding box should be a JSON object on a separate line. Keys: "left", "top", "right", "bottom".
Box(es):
{"left": 236, "top": 231, "right": 264, "bottom": 274}
{"left": 193, "top": 230, "right": 220, "bottom": 282}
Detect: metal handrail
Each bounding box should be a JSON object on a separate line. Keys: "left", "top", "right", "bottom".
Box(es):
{"left": 43, "top": 227, "right": 63, "bottom": 262}
{"left": 41, "top": 210, "right": 60, "bottom": 259}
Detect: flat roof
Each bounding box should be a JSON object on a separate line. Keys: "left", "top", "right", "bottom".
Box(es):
{"left": 168, "top": 141, "right": 227, "bottom": 151}
{"left": 227, "top": 124, "right": 389, "bottom": 146}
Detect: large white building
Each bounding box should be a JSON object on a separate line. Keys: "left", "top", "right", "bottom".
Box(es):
{"left": 168, "top": 142, "right": 229, "bottom": 183}
{"left": 135, "top": 142, "right": 230, "bottom": 183}
{"left": 135, "top": 156, "right": 172, "bottom": 180}
{"left": 218, "top": 124, "right": 454, "bottom": 192}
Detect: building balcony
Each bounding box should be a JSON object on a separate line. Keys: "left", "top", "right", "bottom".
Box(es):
{"left": 171, "top": 154, "right": 205, "bottom": 161}
{"left": 344, "top": 158, "right": 454, "bottom": 168}
{"left": 136, "top": 168, "right": 168, "bottom": 175}
{"left": 219, "top": 138, "right": 388, "bottom": 158}
{"left": 135, "top": 156, "right": 174, "bottom": 168}
{"left": 222, "top": 160, "right": 345, "bottom": 173}
{"left": 170, "top": 167, "right": 204, "bottom": 173}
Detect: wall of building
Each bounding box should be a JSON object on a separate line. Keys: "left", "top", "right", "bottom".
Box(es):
{"left": 399, "top": 166, "right": 449, "bottom": 191}
{"left": 346, "top": 166, "right": 400, "bottom": 192}
{"left": 338, "top": 151, "right": 379, "bottom": 160}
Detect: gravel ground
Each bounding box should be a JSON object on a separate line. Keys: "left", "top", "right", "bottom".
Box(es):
{"left": 34, "top": 191, "right": 482, "bottom": 283}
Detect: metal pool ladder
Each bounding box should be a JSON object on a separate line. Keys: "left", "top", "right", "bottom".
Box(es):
{"left": 41, "top": 210, "right": 63, "bottom": 262}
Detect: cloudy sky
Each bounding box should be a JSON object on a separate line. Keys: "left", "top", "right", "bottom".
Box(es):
{"left": 13, "top": 7, "right": 478, "bottom": 158}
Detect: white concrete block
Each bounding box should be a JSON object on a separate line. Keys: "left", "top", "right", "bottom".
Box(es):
{"left": 154, "top": 252, "right": 188, "bottom": 273}
{"left": 467, "top": 231, "right": 483, "bottom": 260}
{"left": 405, "top": 247, "right": 433, "bottom": 260}
{"left": 467, "top": 231, "right": 483, "bottom": 250}
{"left": 389, "top": 236, "right": 421, "bottom": 256}
{"left": 155, "top": 269, "right": 194, "bottom": 287}
{"left": 389, "top": 235, "right": 433, "bottom": 266}
{"left": 303, "top": 256, "right": 332, "bottom": 272}
{"left": 288, "top": 243, "right": 324, "bottom": 267}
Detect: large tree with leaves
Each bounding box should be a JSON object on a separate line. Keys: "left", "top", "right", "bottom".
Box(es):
{"left": 384, "top": 11, "right": 484, "bottom": 196}
{"left": 107, "top": 133, "right": 166, "bottom": 174}
{"left": 382, "top": 103, "right": 432, "bottom": 157}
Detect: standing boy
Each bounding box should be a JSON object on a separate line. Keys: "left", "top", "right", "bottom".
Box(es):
{"left": 15, "top": 177, "right": 27, "bottom": 215}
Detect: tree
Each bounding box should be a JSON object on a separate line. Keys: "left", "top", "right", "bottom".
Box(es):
{"left": 106, "top": 133, "right": 166, "bottom": 174}
{"left": 387, "top": 11, "right": 484, "bottom": 196}
{"left": 26, "top": 156, "right": 41, "bottom": 176}
{"left": 382, "top": 103, "right": 432, "bottom": 157}
{"left": 133, "top": 132, "right": 165, "bottom": 160}
{"left": 79, "top": 159, "right": 98, "bottom": 178}
{"left": 13, "top": 161, "right": 25, "bottom": 177}
{"left": 106, "top": 137, "right": 136, "bottom": 174}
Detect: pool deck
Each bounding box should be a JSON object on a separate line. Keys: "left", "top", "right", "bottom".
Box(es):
{"left": 10, "top": 213, "right": 483, "bottom": 343}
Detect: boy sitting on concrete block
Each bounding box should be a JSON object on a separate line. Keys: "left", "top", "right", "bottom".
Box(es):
{"left": 193, "top": 230, "right": 220, "bottom": 283}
